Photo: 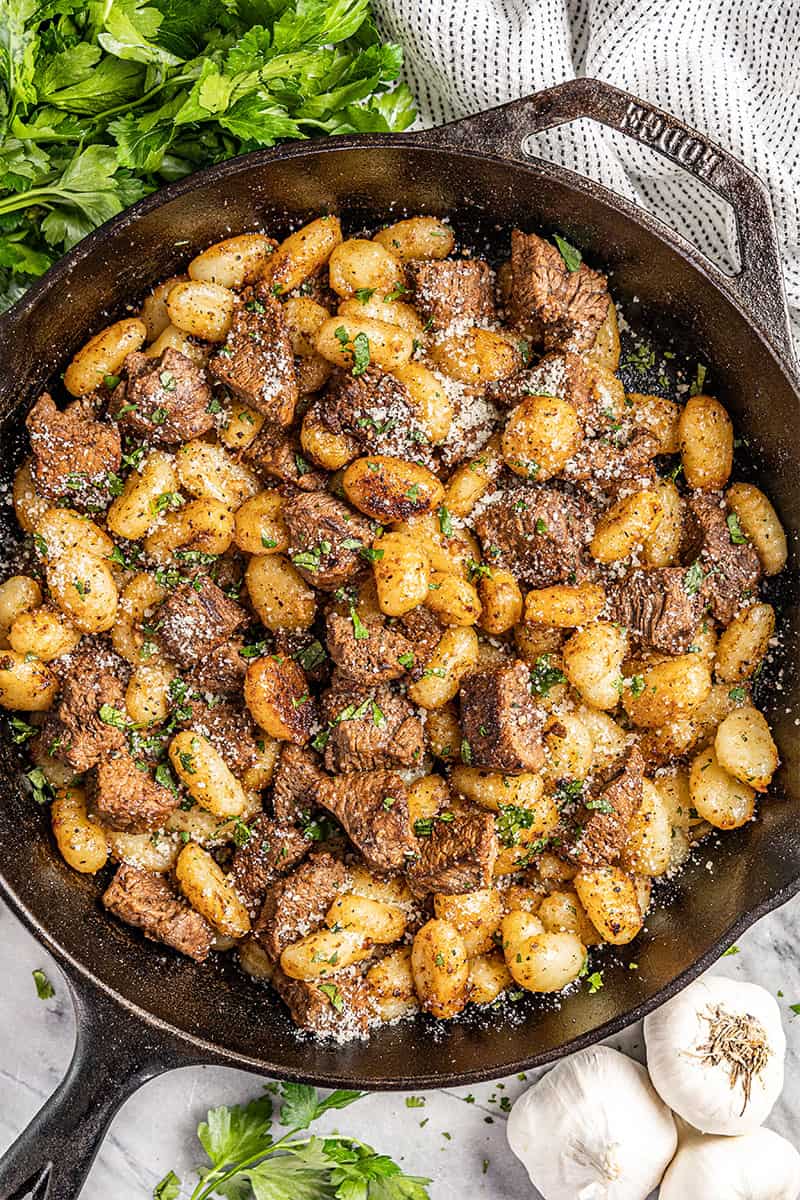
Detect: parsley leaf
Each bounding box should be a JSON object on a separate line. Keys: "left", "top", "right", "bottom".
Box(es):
{"left": 553, "top": 233, "right": 582, "bottom": 272}
{"left": 279, "top": 1083, "right": 364, "bottom": 1131}
{"left": 727, "top": 512, "right": 748, "bottom": 544}
{"left": 684, "top": 560, "right": 705, "bottom": 595}
{"left": 351, "top": 330, "right": 371, "bottom": 377}
{"left": 152, "top": 1169, "right": 180, "bottom": 1200}
{"left": 0, "top": 1, "right": 415, "bottom": 313}
{"left": 32, "top": 968, "right": 54, "bottom": 1000}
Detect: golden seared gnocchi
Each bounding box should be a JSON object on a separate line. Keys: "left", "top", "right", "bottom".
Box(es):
{"left": 2, "top": 210, "right": 787, "bottom": 1042}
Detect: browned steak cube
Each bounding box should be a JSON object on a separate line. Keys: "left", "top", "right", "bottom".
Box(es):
{"left": 102, "top": 864, "right": 213, "bottom": 961}
{"left": 154, "top": 577, "right": 246, "bottom": 669}
{"left": 209, "top": 293, "right": 298, "bottom": 425}
{"left": 110, "top": 348, "right": 214, "bottom": 444}
{"left": 685, "top": 492, "right": 762, "bottom": 625}
{"left": 508, "top": 229, "right": 610, "bottom": 352}
{"left": 88, "top": 751, "right": 179, "bottom": 832}
{"left": 271, "top": 744, "right": 328, "bottom": 824}
{"left": 26, "top": 393, "right": 121, "bottom": 507}
{"left": 41, "top": 644, "right": 126, "bottom": 771}
{"left": 565, "top": 747, "right": 644, "bottom": 866}
{"left": 316, "top": 770, "right": 415, "bottom": 872}
{"left": 459, "top": 659, "right": 545, "bottom": 773}
{"left": 180, "top": 698, "right": 263, "bottom": 780}
{"left": 609, "top": 567, "right": 704, "bottom": 654}
{"left": 397, "top": 606, "right": 445, "bottom": 679}
{"left": 231, "top": 813, "right": 310, "bottom": 917}
{"left": 320, "top": 680, "right": 424, "bottom": 774}
{"left": 272, "top": 965, "right": 371, "bottom": 1036}
{"left": 325, "top": 611, "right": 413, "bottom": 684}
{"left": 318, "top": 368, "right": 432, "bottom": 464}
{"left": 189, "top": 638, "right": 247, "bottom": 695}
{"left": 486, "top": 350, "right": 590, "bottom": 413}
{"left": 406, "top": 258, "right": 495, "bottom": 330}
{"left": 408, "top": 806, "right": 498, "bottom": 894}
{"left": 254, "top": 851, "right": 346, "bottom": 960}
{"left": 283, "top": 492, "right": 372, "bottom": 591}
{"left": 561, "top": 428, "right": 659, "bottom": 493}
{"left": 474, "top": 483, "right": 596, "bottom": 588}
{"left": 245, "top": 423, "right": 327, "bottom": 490}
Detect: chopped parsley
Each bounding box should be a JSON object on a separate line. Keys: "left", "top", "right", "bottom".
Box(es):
{"left": 684, "top": 560, "right": 705, "bottom": 595}
{"left": 354, "top": 287, "right": 376, "bottom": 303}
{"left": 317, "top": 982, "right": 344, "bottom": 1012}
{"left": 495, "top": 804, "right": 537, "bottom": 848}
{"left": 295, "top": 641, "right": 327, "bottom": 672}
{"left": 727, "top": 512, "right": 748, "bottom": 544}
{"left": 438, "top": 505, "right": 453, "bottom": 537}
{"left": 553, "top": 233, "right": 582, "bottom": 272}
{"left": 586, "top": 970, "right": 604, "bottom": 994}
{"left": 351, "top": 331, "right": 371, "bottom": 377}
{"left": 350, "top": 605, "right": 370, "bottom": 641}
{"left": 32, "top": 969, "right": 55, "bottom": 1000}
{"left": 530, "top": 655, "right": 566, "bottom": 696}
{"left": 8, "top": 716, "right": 37, "bottom": 744}
{"left": 689, "top": 363, "right": 707, "bottom": 396}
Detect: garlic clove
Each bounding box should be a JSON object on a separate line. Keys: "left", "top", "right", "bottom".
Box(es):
{"left": 507, "top": 1045, "right": 677, "bottom": 1200}
{"left": 644, "top": 976, "right": 785, "bottom": 1135}
{"left": 660, "top": 1125, "right": 800, "bottom": 1199}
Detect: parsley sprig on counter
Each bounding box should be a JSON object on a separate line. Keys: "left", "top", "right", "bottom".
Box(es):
{"left": 0, "top": 0, "right": 415, "bottom": 310}
{"left": 154, "top": 1082, "right": 431, "bottom": 1199}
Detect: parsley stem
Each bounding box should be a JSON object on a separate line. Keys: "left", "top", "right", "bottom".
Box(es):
{"left": 189, "top": 1132, "right": 377, "bottom": 1200}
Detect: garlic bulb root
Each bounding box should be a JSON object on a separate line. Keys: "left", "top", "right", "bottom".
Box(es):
{"left": 644, "top": 976, "right": 785, "bottom": 1135}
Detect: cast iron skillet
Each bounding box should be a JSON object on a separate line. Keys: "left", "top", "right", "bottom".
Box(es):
{"left": 0, "top": 77, "right": 799, "bottom": 1199}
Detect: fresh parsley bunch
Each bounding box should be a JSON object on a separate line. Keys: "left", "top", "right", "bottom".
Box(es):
{"left": 0, "top": 0, "right": 416, "bottom": 310}
{"left": 153, "top": 1081, "right": 432, "bottom": 1199}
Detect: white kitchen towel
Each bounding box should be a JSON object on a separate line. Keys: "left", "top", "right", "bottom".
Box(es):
{"left": 372, "top": 0, "right": 800, "bottom": 348}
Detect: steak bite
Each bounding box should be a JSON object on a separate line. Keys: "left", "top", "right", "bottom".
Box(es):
{"left": 88, "top": 751, "right": 179, "bottom": 832}
{"left": 271, "top": 744, "right": 328, "bottom": 824}
{"left": 320, "top": 680, "right": 424, "bottom": 774}
{"left": 245, "top": 423, "right": 327, "bottom": 490}
{"left": 209, "top": 293, "right": 298, "bottom": 425}
{"left": 609, "top": 567, "right": 704, "bottom": 654}
{"left": 474, "top": 482, "right": 596, "bottom": 588}
{"left": 189, "top": 638, "right": 247, "bottom": 695}
{"left": 316, "top": 770, "right": 415, "bottom": 872}
{"left": 486, "top": 349, "right": 590, "bottom": 413}
{"left": 685, "top": 492, "right": 762, "bottom": 625}
{"left": 508, "top": 229, "right": 610, "bottom": 352}
{"left": 459, "top": 659, "right": 545, "bottom": 773}
{"left": 405, "top": 258, "right": 495, "bottom": 331}
{"left": 26, "top": 393, "right": 121, "bottom": 507}
{"left": 317, "top": 368, "right": 431, "bottom": 463}
{"left": 272, "top": 965, "right": 371, "bottom": 1035}
{"left": 397, "top": 606, "right": 445, "bottom": 678}
{"left": 154, "top": 577, "right": 247, "bottom": 669}
{"left": 42, "top": 645, "right": 127, "bottom": 771}
{"left": 561, "top": 427, "right": 659, "bottom": 492}
{"left": 408, "top": 806, "right": 498, "bottom": 894}
{"left": 325, "top": 611, "right": 414, "bottom": 685}
{"left": 102, "top": 864, "right": 213, "bottom": 961}
{"left": 110, "top": 348, "right": 214, "bottom": 444}
{"left": 254, "top": 851, "right": 346, "bottom": 960}
{"left": 564, "top": 747, "right": 645, "bottom": 867}
{"left": 283, "top": 492, "right": 372, "bottom": 591}
{"left": 231, "top": 813, "right": 310, "bottom": 917}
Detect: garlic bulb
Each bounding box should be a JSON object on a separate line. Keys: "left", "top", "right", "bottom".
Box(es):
{"left": 506, "top": 1045, "right": 677, "bottom": 1200}
{"left": 644, "top": 976, "right": 785, "bottom": 1134}
{"left": 660, "top": 1125, "right": 800, "bottom": 1199}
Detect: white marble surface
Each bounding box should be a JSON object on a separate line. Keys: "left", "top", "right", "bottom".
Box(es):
{"left": 1, "top": 896, "right": 799, "bottom": 1199}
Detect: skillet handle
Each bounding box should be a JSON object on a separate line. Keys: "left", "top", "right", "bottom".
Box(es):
{"left": 427, "top": 77, "right": 794, "bottom": 365}
{"left": 0, "top": 968, "right": 207, "bottom": 1200}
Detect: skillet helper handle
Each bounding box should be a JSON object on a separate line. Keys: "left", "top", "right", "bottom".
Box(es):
{"left": 429, "top": 77, "right": 794, "bottom": 365}
{"left": 0, "top": 971, "right": 203, "bottom": 1200}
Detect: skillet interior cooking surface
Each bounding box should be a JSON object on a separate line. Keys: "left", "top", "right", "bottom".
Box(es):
{"left": 0, "top": 82, "right": 799, "bottom": 1095}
